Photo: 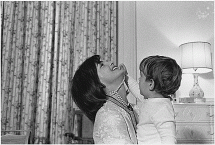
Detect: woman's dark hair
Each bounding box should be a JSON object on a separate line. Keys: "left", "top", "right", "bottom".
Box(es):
{"left": 139, "top": 55, "right": 182, "bottom": 99}
{"left": 71, "top": 55, "right": 107, "bottom": 123}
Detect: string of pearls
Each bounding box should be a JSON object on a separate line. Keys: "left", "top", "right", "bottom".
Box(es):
{"left": 109, "top": 90, "right": 129, "bottom": 108}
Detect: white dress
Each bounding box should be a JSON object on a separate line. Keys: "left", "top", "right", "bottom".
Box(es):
{"left": 93, "top": 100, "right": 137, "bottom": 144}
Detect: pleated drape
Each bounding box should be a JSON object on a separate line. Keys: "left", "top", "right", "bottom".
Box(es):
{"left": 1, "top": 1, "right": 117, "bottom": 143}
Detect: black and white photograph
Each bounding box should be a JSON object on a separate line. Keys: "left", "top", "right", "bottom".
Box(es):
{"left": 1, "top": 1, "right": 214, "bottom": 144}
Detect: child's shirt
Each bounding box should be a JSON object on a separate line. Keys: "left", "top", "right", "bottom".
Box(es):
{"left": 137, "top": 98, "right": 176, "bottom": 144}
{"left": 127, "top": 76, "right": 176, "bottom": 144}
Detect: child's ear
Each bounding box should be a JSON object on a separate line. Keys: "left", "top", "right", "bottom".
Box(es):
{"left": 149, "top": 79, "right": 155, "bottom": 91}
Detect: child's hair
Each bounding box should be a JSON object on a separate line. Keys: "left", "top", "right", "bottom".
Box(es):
{"left": 139, "top": 55, "right": 182, "bottom": 99}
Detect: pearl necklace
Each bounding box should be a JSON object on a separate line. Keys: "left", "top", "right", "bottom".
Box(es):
{"left": 108, "top": 76, "right": 132, "bottom": 111}
{"left": 109, "top": 90, "right": 130, "bottom": 109}
{"left": 108, "top": 90, "right": 137, "bottom": 131}
{"left": 107, "top": 76, "right": 137, "bottom": 130}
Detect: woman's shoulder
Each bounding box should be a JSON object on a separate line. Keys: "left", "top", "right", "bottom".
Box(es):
{"left": 97, "top": 101, "right": 126, "bottom": 117}
{"left": 94, "top": 101, "right": 127, "bottom": 128}
{"left": 93, "top": 102, "right": 137, "bottom": 144}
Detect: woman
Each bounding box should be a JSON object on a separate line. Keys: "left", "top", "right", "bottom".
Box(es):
{"left": 71, "top": 55, "right": 137, "bottom": 144}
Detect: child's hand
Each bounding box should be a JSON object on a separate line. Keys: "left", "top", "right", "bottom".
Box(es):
{"left": 119, "top": 63, "right": 129, "bottom": 86}
{"left": 119, "top": 63, "right": 128, "bottom": 75}
{"left": 125, "top": 75, "right": 129, "bottom": 89}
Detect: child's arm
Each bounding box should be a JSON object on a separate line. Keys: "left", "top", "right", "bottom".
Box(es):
{"left": 126, "top": 75, "right": 144, "bottom": 102}
{"left": 152, "top": 105, "right": 177, "bottom": 144}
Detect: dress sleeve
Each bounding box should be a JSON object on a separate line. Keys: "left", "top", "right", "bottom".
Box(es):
{"left": 127, "top": 75, "right": 144, "bottom": 101}
{"left": 93, "top": 108, "right": 134, "bottom": 144}
{"left": 151, "top": 105, "right": 177, "bottom": 144}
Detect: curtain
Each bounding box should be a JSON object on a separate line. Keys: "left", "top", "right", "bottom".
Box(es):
{"left": 1, "top": 1, "right": 117, "bottom": 144}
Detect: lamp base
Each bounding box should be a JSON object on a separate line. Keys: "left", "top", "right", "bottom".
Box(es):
{"left": 189, "top": 73, "right": 204, "bottom": 98}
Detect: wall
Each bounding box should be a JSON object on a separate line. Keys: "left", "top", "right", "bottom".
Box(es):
{"left": 118, "top": 1, "right": 214, "bottom": 100}
{"left": 118, "top": 1, "right": 137, "bottom": 104}
{"left": 136, "top": 1, "right": 214, "bottom": 99}
{"left": 118, "top": 1, "right": 137, "bottom": 79}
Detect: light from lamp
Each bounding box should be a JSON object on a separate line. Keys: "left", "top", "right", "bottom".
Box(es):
{"left": 180, "top": 41, "right": 213, "bottom": 101}
{"left": 180, "top": 41, "right": 212, "bottom": 74}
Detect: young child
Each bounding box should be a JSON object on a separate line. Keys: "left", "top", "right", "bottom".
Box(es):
{"left": 127, "top": 55, "right": 182, "bottom": 144}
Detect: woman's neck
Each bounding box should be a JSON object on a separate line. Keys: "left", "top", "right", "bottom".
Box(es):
{"left": 105, "top": 78, "right": 129, "bottom": 104}
{"left": 118, "top": 84, "right": 128, "bottom": 103}
{"left": 108, "top": 84, "right": 128, "bottom": 104}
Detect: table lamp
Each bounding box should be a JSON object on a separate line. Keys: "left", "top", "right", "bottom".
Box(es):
{"left": 179, "top": 42, "right": 212, "bottom": 102}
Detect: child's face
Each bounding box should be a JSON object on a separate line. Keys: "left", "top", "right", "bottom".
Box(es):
{"left": 139, "top": 71, "right": 150, "bottom": 99}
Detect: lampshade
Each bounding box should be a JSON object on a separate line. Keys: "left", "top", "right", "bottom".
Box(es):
{"left": 180, "top": 42, "right": 212, "bottom": 74}
{"left": 179, "top": 41, "right": 213, "bottom": 101}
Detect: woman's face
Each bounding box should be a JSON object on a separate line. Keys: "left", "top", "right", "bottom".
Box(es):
{"left": 97, "top": 61, "right": 126, "bottom": 89}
